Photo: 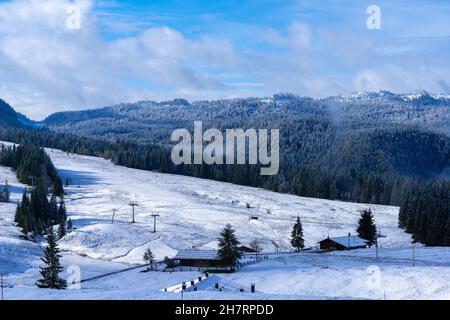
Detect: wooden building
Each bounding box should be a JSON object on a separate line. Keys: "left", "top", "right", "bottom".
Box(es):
{"left": 318, "top": 234, "right": 368, "bottom": 251}
{"left": 173, "top": 249, "right": 229, "bottom": 267}
{"left": 238, "top": 245, "right": 258, "bottom": 253}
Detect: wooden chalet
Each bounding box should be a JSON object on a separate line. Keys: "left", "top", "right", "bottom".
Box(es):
{"left": 238, "top": 245, "right": 258, "bottom": 253}
{"left": 173, "top": 249, "right": 229, "bottom": 267}
{"left": 318, "top": 234, "right": 368, "bottom": 251}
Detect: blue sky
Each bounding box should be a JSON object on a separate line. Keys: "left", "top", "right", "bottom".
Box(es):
{"left": 0, "top": 0, "right": 449, "bottom": 119}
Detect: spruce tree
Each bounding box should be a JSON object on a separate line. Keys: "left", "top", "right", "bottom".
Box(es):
{"left": 58, "top": 220, "right": 66, "bottom": 239}
{"left": 36, "top": 229, "right": 67, "bottom": 289}
{"left": 445, "top": 216, "right": 450, "bottom": 246}
{"left": 53, "top": 176, "right": 64, "bottom": 198}
{"left": 15, "top": 190, "right": 30, "bottom": 234}
{"left": 217, "top": 224, "right": 241, "bottom": 267}
{"left": 15, "top": 204, "right": 28, "bottom": 234}
{"left": 30, "top": 179, "right": 51, "bottom": 231}
{"left": 357, "top": 209, "right": 377, "bottom": 246}
{"left": 291, "top": 216, "right": 305, "bottom": 251}
{"left": 49, "top": 193, "right": 58, "bottom": 222}
{"left": 0, "top": 179, "right": 10, "bottom": 202}
{"left": 67, "top": 218, "right": 73, "bottom": 231}
{"left": 164, "top": 256, "right": 176, "bottom": 268}
{"left": 36, "top": 218, "right": 44, "bottom": 236}
{"left": 14, "top": 204, "right": 22, "bottom": 224}
{"left": 58, "top": 199, "right": 67, "bottom": 223}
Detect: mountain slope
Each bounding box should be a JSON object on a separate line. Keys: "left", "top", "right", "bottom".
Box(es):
{"left": 42, "top": 91, "right": 450, "bottom": 140}
{"left": 0, "top": 99, "right": 35, "bottom": 128}
{"left": 41, "top": 92, "right": 450, "bottom": 179}
{"left": 2, "top": 93, "right": 450, "bottom": 208}
{"left": 0, "top": 99, "right": 23, "bottom": 128}
{"left": 1, "top": 141, "right": 410, "bottom": 263}
{"left": 3, "top": 142, "right": 450, "bottom": 300}
{"left": 323, "top": 128, "right": 450, "bottom": 177}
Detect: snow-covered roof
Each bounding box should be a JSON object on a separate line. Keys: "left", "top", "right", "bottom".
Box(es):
{"left": 320, "top": 235, "right": 368, "bottom": 248}
{"left": 174, "top": 249, "right": 220, "bottom": 261}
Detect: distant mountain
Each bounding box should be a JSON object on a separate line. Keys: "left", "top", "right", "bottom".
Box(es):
{"left": 40, "top": 92, "right": 450, "bottom": 180}
{"left": 324, "top": 90, "right": 450, "bottom": 134}
{"left": 0, "top": 92, "right": 449, "bottom": 207}
{"left": 0, "top": 99, "right": 36, "bottom": 128}
{"left": 43, "top": 91, "right": 450, "bottom": 140}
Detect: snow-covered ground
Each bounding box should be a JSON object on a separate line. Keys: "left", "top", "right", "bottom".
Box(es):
{"left": 1, "top": 143, "right": 449, "bottom": 300}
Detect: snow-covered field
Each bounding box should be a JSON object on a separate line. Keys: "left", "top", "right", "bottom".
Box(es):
{"left": 1, "top": 143, "right": 449, "bottom": 300}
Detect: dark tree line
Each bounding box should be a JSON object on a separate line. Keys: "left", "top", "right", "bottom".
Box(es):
{"left": 0, "top": 143, "right": 64, "bottom": 197}
{"left": 0, "top": 143, "right": 66, "bottom": 237}
{"left": 14, "top": 179, "right": 67, "bottom": 237}
{"left": 0, "top": 125, "right": 441, "bottom": 208}
{"left": 399, "top": 180, "right": 450, "bottom": 246}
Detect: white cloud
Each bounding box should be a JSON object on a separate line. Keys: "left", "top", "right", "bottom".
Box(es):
{"left": 0, "top": 0, "right": 242, "bottom": 119}
{"left": 288, "top": 22, "right": 311, "bottom": 49}
{"left": 353, "top": 70, "right": 384, "bottom": 92}
{"left": 0, "top": 0, "right": 449, "bottom": 119}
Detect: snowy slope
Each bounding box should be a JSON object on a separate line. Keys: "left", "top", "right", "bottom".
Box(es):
{"left": 0, "top": 164, "right": 42, "bottom": 276}
{"left": 43, "top": 147, "right": 411, "bottom": 264}
{"left": 2, "top": 142, "right": 449, "bottom": 300}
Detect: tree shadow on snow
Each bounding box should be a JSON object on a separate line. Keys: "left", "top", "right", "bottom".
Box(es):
{"left": 57, "top": 169, "right": 104, "bottom": 186}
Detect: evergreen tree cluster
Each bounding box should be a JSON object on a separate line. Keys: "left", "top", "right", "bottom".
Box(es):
{"left": 0, "top": 143, "right": 64, "bottom": 197}
{"left": 0, "top": 143, "right": 67, "bottom": 236}
{"left": 399, "top": 180, "right": 450, "bottom": 246}
{"left": 0, "top": 122, "right": 439, "bottom": 208}
{"left": 15, "top": 187, "right": 67, "bottom": 236}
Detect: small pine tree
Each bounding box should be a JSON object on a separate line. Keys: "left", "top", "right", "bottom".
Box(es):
{"left": 57, "top": 199, "right": 67, "bottom": 224}
{"left": 15, "top": 204, "right": 29, "bottom": 234}
{"left": 143, "top": 247, "right": 155, "bottom": 271}
{"left": 0, "top": 180, "right": 10, "bottom": 202}
{"left": 36, "top": 229, "right": 67, "bottom": 289}
{"left": 58, "top": 220, "right": 66, "bottom": 239}
{"left": 291, "top": 216, "right": 305, "bottom": 251}
{"left": 217, "top": 224, "right": 241, "bottom": 267}
{"left": 49, "top": 192, "right": 58, "bottom": 222}
{"left": 15, "top": 190, "right": 30, "bottom": 234}
{"left": 357, "top": 209, "right": 377, "bottom": 246}
{"left": 36, "top": 218, "right": 44, "bottom": 236}
{"left": 67, "top": 218, "right": 73, "bottom": 231}
{"left": 53, "top": 176, "right": 64, "bottom": 198}
{"left": 164, "top": 256, "right": 176, "bottom": 268}
{"left": 14, "top": 203, "right": 21, "bottom": 223}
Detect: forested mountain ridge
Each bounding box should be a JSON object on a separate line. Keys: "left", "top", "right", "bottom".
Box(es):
{"left": 40, "top": 91, "right": 450, "bottom": 179}
{"left": 0, "top": 99, "right": 35, "bottom": 128}
{"left": 42, "top": 91, "right": 450, "bottom": 140}
{"left": 2, "top": 93, "right": 450, "bottom": 245}
{"left": 0, "top": 92, "right": 450, "bottom": 208}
